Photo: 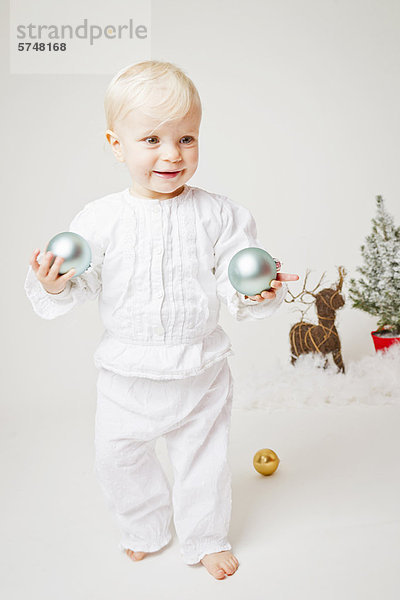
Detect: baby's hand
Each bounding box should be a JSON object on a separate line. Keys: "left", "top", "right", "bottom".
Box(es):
{"left": 244, "top": 272, "right": 300, "bottom": 302}
{"left": 29, "top": 249, "right": 76, "bottom": 295}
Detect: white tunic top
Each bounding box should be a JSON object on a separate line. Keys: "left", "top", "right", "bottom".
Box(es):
{"left": 24, "top": 184, "right": 287, "bottom": 380}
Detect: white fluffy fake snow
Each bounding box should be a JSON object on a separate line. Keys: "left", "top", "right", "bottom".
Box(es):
{"left": 234, "top": 343, "right": 400, "bottom": 411}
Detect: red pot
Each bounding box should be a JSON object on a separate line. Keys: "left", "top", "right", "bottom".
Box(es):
{"left": 371, "top": 330, "right": 400, "bottom": 352}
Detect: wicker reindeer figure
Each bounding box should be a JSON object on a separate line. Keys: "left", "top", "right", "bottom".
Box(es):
{"left": 286, "top": 266, "right": 347, "bottom": 373}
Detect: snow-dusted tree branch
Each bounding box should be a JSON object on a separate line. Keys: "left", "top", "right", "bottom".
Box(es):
{"left": 349, "top": 196, "right": 400, "bottom": 334}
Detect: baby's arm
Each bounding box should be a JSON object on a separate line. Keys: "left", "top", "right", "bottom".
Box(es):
{"left": 24, "top": 204, "right": 104, "bottom": 320}
{"left": 214, "top": 197, "right": 288, "bottom": 321}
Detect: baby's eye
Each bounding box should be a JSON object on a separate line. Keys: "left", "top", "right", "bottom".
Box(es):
{"left": 145, "top": 137, "right": 159, "bottom": 144}
{"left": 180, "top": 136, "right": 194, "bottom": 144}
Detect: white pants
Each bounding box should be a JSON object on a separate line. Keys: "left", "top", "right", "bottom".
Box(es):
{"left": 94, "top": 357, "right": 234, "bottom": 565}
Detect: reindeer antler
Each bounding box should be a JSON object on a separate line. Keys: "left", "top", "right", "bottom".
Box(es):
{"left": 291, "top": 302, "right": 315, "bottom": 323}
{"left": 285, "top": 269, "right": 327, "bottom": 304}
{"left": 336, "top": 265, "right": 347, "bottom": 291}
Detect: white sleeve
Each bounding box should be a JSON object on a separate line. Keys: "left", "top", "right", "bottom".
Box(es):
{"left": 24, "top": 204, "right": 104, "bottom": 320}
{"left": 214, "top": 198, "right": 287, "bottom": 321}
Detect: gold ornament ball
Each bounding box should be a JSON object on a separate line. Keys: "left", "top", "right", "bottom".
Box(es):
{"left": 253, "top": 449, "right": 280, "bottom": 476}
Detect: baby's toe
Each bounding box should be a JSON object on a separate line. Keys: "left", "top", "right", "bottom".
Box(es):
{"left": 215, "top": 567, "right": 227, "bottom": 579}
{"left": 222, "top": 559, "right": 237, "bottom": 575}
{"left": 125, "top": 549, "right": 147, "bottom": 562}
{"left": 229, "top": 558, "right": 239, "bottom": 571}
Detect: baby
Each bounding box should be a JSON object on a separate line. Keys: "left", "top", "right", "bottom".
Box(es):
{"left": 24, "top": 60, "right": 298, "bottom": 580}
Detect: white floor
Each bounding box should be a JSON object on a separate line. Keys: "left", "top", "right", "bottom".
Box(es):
{"left": 2, "top": 400, "right": 399, "bottom": 599}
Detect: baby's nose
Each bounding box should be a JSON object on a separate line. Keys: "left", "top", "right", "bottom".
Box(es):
{"left": 161, "top": 144, "right": 182, "bottom": 161}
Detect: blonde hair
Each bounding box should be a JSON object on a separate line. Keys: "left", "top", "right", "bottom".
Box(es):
{"left": 104, "top": 60, "right": 202, "bottom": 133}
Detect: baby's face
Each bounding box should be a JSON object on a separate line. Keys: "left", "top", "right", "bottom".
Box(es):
{"left": 109, "top": 103, "right": 201, "bottom": 200}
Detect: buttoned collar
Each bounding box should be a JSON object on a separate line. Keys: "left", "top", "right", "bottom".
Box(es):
{"left": 124, "top": 184, "right": 191, "bottom": 207}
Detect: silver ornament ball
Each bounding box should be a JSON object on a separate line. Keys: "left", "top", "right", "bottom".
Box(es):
{"left": 46, "top": 232, "right": 92, "bottom": 278}
{"left": 228, "top": 247, "right": 277, "bottom": 296}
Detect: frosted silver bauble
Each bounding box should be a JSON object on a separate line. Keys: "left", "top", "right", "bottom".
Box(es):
{"left": 46, "top": 232, "right": 91, "bottom": 278}
{"left": 228, "top": 247, "right": 277, "bottom": 296}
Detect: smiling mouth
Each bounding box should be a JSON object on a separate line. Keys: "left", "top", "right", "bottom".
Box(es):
{"left": 153, "top": 170, "right": 183, "bottom": 178}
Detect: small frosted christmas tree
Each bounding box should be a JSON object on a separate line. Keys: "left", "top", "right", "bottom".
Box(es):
{"left": 349, "top": 195, "right": 400, "bottom": 335}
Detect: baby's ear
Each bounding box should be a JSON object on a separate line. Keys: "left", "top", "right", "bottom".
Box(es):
{"left": 105, "top": 129, "right": 124, "bottom": 162}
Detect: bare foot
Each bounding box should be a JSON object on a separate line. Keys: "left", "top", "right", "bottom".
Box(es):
{"left": 125, "top": 549, "right": 148, "bottom": 561}
{"left": 200, "top": 550, "right": 239, "bottom": 579}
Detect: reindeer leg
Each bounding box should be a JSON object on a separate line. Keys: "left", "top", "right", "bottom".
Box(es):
{"left": 322, "top": 354, "right": 329, "bottom": 369}
{"left": 290, "top": 353, "right": 298, "bottom": 366}
{"left": 332, "top": 349, "right": 345, "bottom": 374}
